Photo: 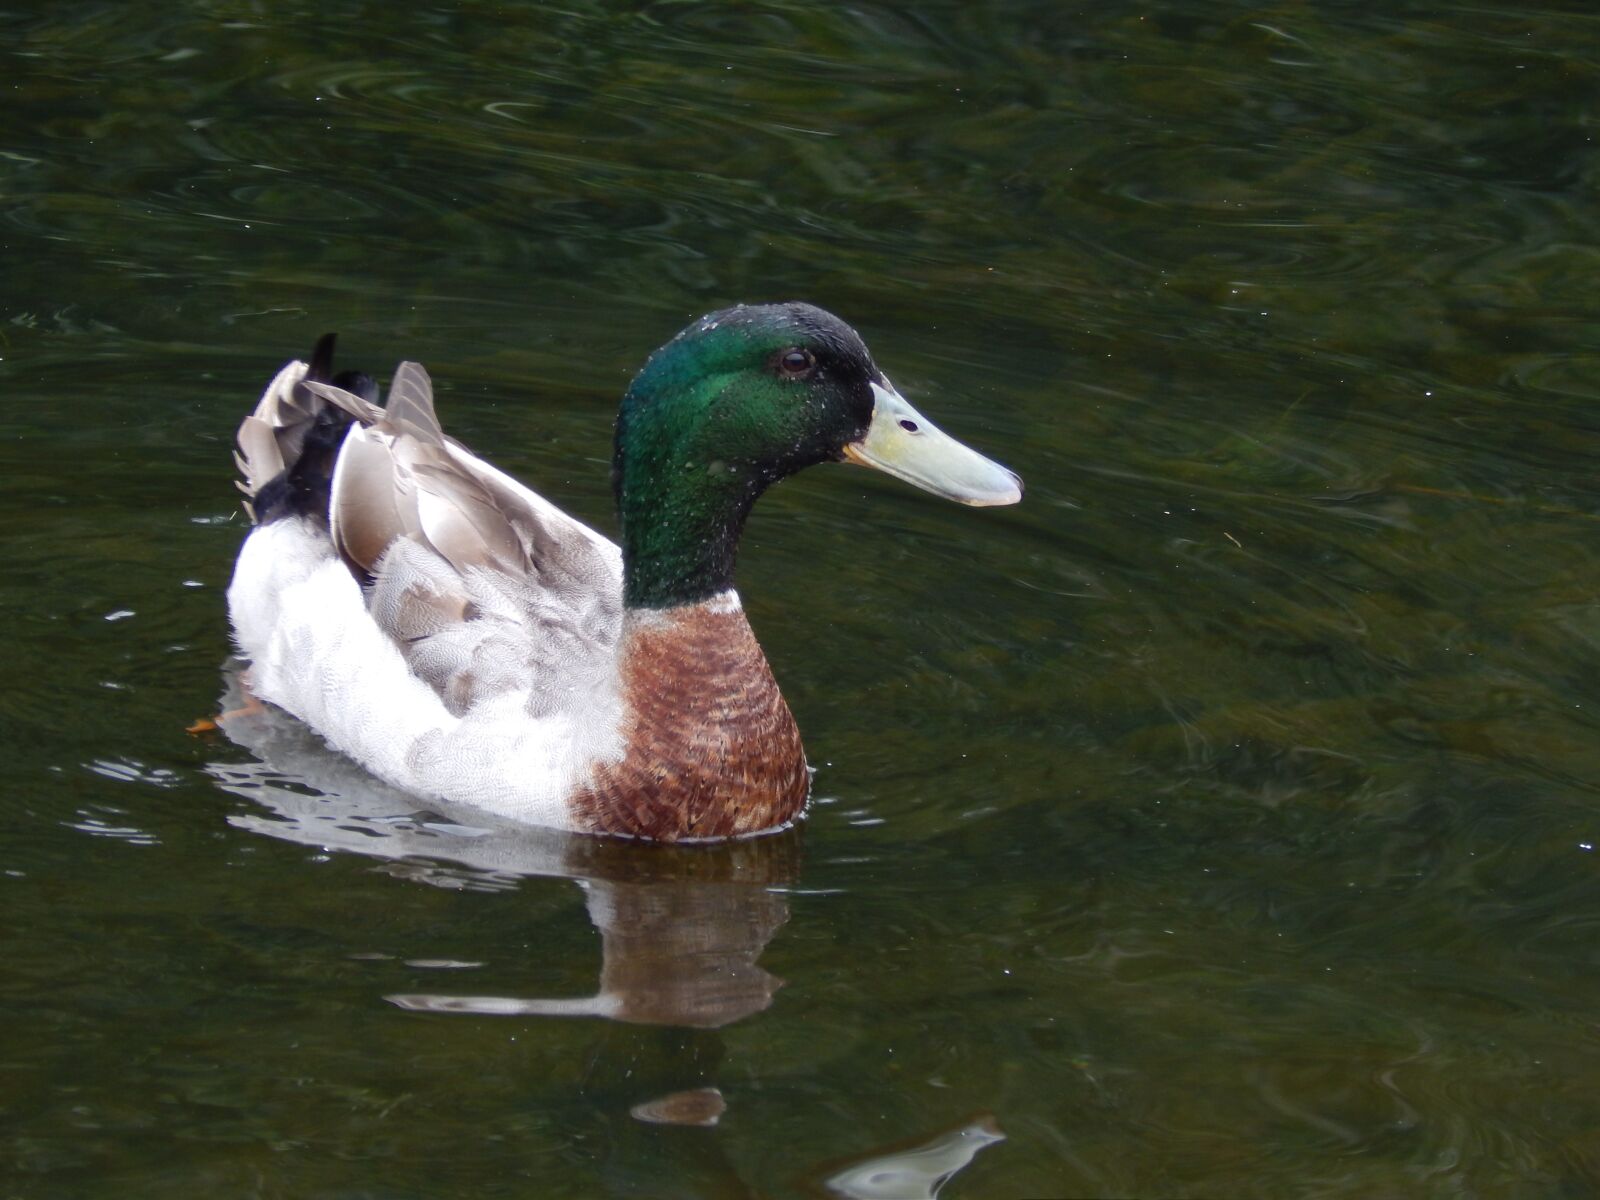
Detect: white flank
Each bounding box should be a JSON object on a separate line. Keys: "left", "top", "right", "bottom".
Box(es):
{"left": 227, "top": 518, "right": 626, "bottom": 828}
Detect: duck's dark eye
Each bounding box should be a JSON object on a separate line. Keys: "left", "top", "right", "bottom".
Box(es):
{"left": 777, "top": 347, "right": 816, "bottom": 379}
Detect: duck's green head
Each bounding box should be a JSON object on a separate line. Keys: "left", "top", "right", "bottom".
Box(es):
{"left": 615, "top": 302, "right": 1020, "bottom": 609}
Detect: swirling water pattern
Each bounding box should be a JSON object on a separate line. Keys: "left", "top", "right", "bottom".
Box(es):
{"left": 2, "top": 1, "right": 1599, "bottom": 1196}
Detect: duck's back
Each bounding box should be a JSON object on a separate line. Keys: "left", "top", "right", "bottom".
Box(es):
{"left": 227, "top": 344, "right": 627, "bottom": 827}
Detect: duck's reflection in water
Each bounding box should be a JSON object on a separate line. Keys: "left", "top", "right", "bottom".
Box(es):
{"left": 385, "top": 840, "right": 791, "bottom": 1027}
{"left": 208, "top": 662, "right": 799, "bottom": 1032}
{"left": 208, "top": 672, "right": 1010, "bottom": 1181}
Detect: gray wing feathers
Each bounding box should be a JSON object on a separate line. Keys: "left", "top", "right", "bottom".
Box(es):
{"left": 412, "top": 459, "right": 526, "bottom": 574}
{"left": 382, "top": 362, "right": 440, "bottom": 434}
{"left": 235, "top": 362, "right": 320, "bottom": 514}
{"left": 235, "top": 415, "right": 285, "bottom": 504}
{"left": 317, "top": 359, "right": 622, "bottom": 715}
{"left": 300, "top": 378, "right": 383, "bottom": 424}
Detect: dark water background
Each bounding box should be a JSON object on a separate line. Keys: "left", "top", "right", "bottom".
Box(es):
{"left": 4, "top": 2, "right": 1599, "bottom": 1196}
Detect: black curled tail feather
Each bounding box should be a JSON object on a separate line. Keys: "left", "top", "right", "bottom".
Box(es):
{"left": 237, "top": 333, "right": 380, "bottom": 526}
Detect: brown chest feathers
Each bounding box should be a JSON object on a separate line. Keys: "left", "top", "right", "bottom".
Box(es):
{"left": 569, "top": 601, "right": 810, "bottom": 841}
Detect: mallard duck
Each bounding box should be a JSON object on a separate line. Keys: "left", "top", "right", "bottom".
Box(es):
{"left": 227, "top": 303, "right": 1020, "bottom": 842}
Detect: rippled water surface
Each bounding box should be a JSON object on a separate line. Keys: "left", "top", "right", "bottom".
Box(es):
{"left": 5, "top": 2, "right": 1600, "bottom": 1196}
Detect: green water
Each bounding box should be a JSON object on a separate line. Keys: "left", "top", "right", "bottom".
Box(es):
{"left": 5, "top": 1, "right": 1599, "bottom": 1195}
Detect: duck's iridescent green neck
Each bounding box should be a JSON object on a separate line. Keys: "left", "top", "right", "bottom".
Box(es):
{"left": 613, "top": 337, "right": 768, "bottom": 610}
{"left": 615, "top": 428, "right": 764, "bottom": 610}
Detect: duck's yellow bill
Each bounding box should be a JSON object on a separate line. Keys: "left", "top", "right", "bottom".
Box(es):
{"left": 841, "top": 380, "right": 1022, "bottom": 507}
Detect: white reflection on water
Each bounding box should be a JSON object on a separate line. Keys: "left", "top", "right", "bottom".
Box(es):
{"left": 823, "top": 1115, "right": 1006, "bottom": 1200}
